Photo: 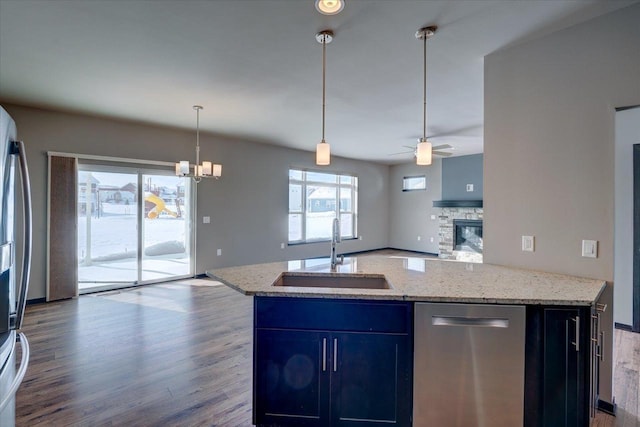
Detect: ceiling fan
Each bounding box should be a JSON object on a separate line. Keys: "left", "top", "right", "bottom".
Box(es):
{"left": 390, "top": 143, "right": 453, "bottom": 158}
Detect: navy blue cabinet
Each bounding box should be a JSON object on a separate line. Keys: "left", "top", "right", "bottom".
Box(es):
{"left": 254, "top": 297, "right": 413, "bottom": 427}
{"left": 331, "top": 332, "right": 412, "bottom": 426}
{"left": 525, "top": 306, "right": 590, "bottom": 427}
{"left": 255, "top": 329, "right": 328, "bottom": 425}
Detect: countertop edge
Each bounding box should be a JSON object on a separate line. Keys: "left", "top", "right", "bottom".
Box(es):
{"left": 206, "top": 273, "right": 251, "bottom": 296}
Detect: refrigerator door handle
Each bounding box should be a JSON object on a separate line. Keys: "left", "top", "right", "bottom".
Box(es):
{"left": 11, "top": 140, "right": 32, "bottom": 330}
{"left": 0, "top": 333, "right": 30, "bottom": 413}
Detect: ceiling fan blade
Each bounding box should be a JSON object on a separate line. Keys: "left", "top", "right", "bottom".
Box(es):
{"left": 389, "top": 151, "right": 414, "bottom": 156}
{"left": 428, "top": 124, "right": 483, "bottom": 139}
{"left": 432, "top": 144, "right": 452, "bottom": 150}
{"left": 433, "top": 151, "right": 453, "bottom": 157}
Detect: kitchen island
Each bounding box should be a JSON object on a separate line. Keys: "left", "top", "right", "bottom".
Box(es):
{"left": 207, "top": 255, "right": 606, "bottom": 427}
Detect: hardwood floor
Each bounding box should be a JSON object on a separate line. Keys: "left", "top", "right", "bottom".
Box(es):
{"left": 16, "top": 274, "right": 640, "bottom": 426}
{"left": 17, "top": 279, "right": 255, "bottom": 426}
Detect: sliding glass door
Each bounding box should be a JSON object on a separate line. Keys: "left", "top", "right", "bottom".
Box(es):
{"left": 77, "top": 165, "right": 193, "bottom": 293}
{"left": 140, "top": 173, "right": 190, "bottom": 281}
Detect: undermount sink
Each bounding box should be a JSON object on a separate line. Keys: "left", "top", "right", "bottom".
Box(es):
{"left": 272, "top": 272, "right": 391, "bottom": 290}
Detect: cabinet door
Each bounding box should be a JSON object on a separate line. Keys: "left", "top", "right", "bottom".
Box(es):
{"left": 542, "top": 308, "right": 588, "bottom": 427}
{"left": 330, "top": 333, "right": 412, "bottom": 426}
{"left": 254, "top": 329, "right": 329, "bottom": 427}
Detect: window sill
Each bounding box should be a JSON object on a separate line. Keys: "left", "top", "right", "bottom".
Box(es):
{"left": 288, "top": 237, "right": 359, "bottom": 246}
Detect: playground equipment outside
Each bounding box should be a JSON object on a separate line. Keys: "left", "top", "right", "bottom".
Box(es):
{"left": 144, "top": 193, "right": 181, "bottom": 219}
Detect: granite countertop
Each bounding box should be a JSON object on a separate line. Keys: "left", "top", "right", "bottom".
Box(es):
{"left": 205, "top": 255, "right": 606, "bottom": 306}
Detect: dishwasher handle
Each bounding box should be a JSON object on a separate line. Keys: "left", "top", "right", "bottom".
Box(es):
{"left": 432, "top": 316, "right": 509, "bottom": 328}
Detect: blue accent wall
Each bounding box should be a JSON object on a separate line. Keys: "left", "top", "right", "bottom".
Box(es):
{"left": 441, "top": 154, "right": 483, "bottom": 200}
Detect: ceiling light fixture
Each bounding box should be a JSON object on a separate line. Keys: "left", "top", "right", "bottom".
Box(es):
{"left": 415, "top": 26, "right": 437, "bottom": 166}
{"left": 175, "top": 105, "right": 222, "bottom": 182}
{"left": 316, "top": 29, "right": 334, "bottom": 166}
{"left": 315, "top": 0, "right": 344, "bottom": 15}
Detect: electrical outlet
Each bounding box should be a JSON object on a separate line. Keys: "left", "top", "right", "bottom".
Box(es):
{"left": 522, "top": 236, "right": 535, "bottom": 252}
{"left": 202, "top": 216, "right": 210, "bottom": 224}
{"left": 581, "top": 240, "right": 598, "bottom": 258}
{"left": 216, "top": 249, "right": 222, "bottom": 256}
{"left": 417, "top": 236, "right": 421, "bottom": 241}
{"left": 430, "top": 237, "right": 434, "bottom": 243}
{"left": 430, "top": 214, "right": 436, "bottom": 220}
{"left": 280, "top": 243, "right": 285, "bottom": 249}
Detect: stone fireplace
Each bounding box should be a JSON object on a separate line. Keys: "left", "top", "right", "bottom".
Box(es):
{"left": 436, "top": 204, "right": 483, "bottom": 262}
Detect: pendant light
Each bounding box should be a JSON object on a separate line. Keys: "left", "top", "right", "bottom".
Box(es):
{"left": 415, "top": 26, "right": 437, "bottom": 166}
{"left": 316, "top": 29, "right": 333, "bottom": 166}
{"left": 175, "top": 105, "right": 222, "bottom": 182}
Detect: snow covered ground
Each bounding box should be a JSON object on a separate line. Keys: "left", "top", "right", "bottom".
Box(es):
{"left": 78, "top": 202, "right": 190, "bottom": 288}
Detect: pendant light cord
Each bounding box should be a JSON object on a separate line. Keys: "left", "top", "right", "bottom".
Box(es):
{"left": 322, "top": 35, "right": 327, "bottom": 142}
{"left": 195, "top": 107, "right": 201, "bottom": 166}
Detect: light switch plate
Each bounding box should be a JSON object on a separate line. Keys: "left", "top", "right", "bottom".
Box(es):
{"left": 522, "top": 236, "right": 535, "bottom": 252}
{"left": 430, "top": 214, "right": 436, "bottom": 220}
{"left": 466, "top": 184, "right": 474, "bottom": 192}
{"left": 582, "top": 240, "right": 598, "bottom": 258}
{"left": 216, "top": 249, "right": 222, "bottom": 256}
{"left": 202, "top": 216, "right": 210, "bottom": 224}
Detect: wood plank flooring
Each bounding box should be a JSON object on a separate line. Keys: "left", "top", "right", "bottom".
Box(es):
{"left": 17, "top": 279, "right": 254, "bottom": 426}
{"left": 15, "top": 275, "right": 640, "bottom": 426}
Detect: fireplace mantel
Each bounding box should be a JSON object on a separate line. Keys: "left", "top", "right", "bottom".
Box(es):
{"left": 433, "top": 200, "right": 483, "bottom": 208}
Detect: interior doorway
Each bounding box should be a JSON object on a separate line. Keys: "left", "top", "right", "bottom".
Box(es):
{"left": 614, "top": 106, "right": 640, "bottom": 332}
{"left": 77, "top": 165, "right": 193, "bottom": 293}
{"left": 634, "top": 143, "right": 639, "bottom": 332}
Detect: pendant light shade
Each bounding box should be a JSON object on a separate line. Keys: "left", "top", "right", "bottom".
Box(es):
{"left": 175, "top": 105, "right": 222, "bottom": 182}
{"left": 416, "top": 138, "right": 432, "bottom": 165}
{"left": 315, "top": 30, "right": 333, "bottom": 166}
{"left": 415, "top": 26, "right": 437, "bottom": 166}
{"left": 316, "top": 141, "right": 331, "bottom": 165}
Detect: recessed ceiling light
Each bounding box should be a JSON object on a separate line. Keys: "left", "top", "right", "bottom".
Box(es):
{"left": 315, "top": 0, "right": 344, "bottom": 15}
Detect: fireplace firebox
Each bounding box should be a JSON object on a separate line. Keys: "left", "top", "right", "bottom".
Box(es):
{"left": 453, "top": 219, "right": 483, "bottom": 253}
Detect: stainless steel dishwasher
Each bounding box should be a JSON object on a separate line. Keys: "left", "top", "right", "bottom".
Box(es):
{"left": 414, "top": 303, "right": 526, "bottom": 427}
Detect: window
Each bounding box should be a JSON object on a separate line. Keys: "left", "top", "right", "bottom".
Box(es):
{"left": 402, "top": 175, "right": 426, "bottom": 191}
{"left": 289, "top": 169, "right": 358, "bottom": 243}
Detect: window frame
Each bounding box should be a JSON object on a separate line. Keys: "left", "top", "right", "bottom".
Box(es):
{"left": 402, "top": 175, "right": 427, "bottom": 192}
{"left": 288, "top": 168, "right": 358, "bottom": 244}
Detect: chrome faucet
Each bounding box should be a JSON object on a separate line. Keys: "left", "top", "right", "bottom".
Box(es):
{"left": 330, "top": 217, "right": 344, "bottom": 270}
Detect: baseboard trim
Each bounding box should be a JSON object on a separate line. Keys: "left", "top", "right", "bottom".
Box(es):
{"left": 384, "top": 247, "right": 438, "bottom": 257}
{"left": 27, "top": 297, "right": 46, "bottom": 305}
{"left": 614, "top": 322, "right": 633, "bottom": 332}
{"left": 597, "top": 399, "right": 616, "bottom": 416}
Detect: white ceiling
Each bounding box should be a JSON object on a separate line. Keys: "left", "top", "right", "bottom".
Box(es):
{"left": 1, "top": 0, "right": 637, "bottom": 164}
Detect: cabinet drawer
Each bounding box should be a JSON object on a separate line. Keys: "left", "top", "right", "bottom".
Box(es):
{"left": 255, "top": 297, "right": 412, "bottom": 334}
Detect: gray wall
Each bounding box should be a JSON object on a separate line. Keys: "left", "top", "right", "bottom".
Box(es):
{"left": 614, "top": 107, "right": 640, "bottom": 327}
{"left": 2, "top": 103, "right": 390, "bottom": 300}
{"left": 441, "top": 154, "right": 483, "bottom": 200}
{"left": 388, "top": 161, "right": 442, "bottom": 254}
{"left": 484, "top": 3, "right": 640, "bottom": 403}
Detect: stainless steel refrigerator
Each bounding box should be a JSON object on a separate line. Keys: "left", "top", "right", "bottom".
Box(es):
{"left": 0, "top": 105, "right": 32, "bottom": 426}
